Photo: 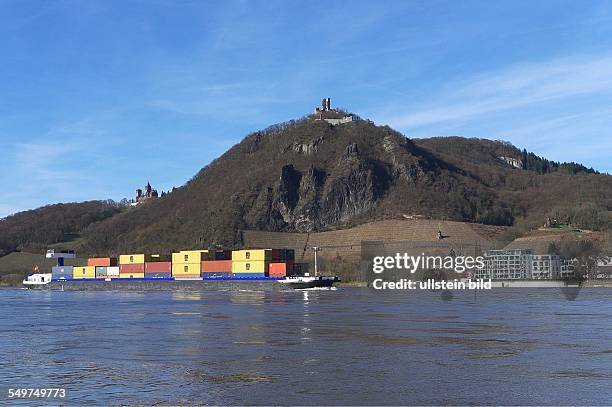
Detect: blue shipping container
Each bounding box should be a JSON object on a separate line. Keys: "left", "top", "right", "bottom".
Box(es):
{"left": 145, "top": 272, "right": 172, "bottom": 278}
{"left": 232, "top": 273, "right": 266, "bottom": 279}
{"left": 202, "top": 272, "right": 233, "bottom": 279}
{"left": 51, "top": 266, "right": 73, "bottom": 278}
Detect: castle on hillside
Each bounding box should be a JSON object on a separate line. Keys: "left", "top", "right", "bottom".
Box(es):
{"left": 131, "top": 182, "right": 159, "bottom": 206}
{"left": 313, "top": 98, "right": 357, "bottom": 125}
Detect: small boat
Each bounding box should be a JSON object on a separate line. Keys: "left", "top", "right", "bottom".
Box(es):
{"left": 23, "top": 273, "right": 52, "bottom": 289}
{"left": 277, "top": 275, "right": 340, "bottom": 289}
{"left": 278, "top": 246, "right": 341, "bottom": 289}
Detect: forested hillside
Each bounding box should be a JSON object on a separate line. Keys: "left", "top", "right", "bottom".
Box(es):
{"left": 0, "top": 201, "right": 124, "bottom": 256}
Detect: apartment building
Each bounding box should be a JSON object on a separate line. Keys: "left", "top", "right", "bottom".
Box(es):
{"left": 530, "top": 254, "right": 561, "bottom": 279}
{"left": 475, "top": 249, "right": 533, "bottom": 280}
{"left": 475, "top": 249, "right": 577, "bottom": 280}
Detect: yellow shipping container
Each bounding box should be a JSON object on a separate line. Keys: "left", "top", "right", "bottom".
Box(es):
{"left": 119, "top": 254, "right": 145, "bottom": 264}
{"left": 232, "top": 260, "right": 269, "bottom": 274}
{"left": 172, "top": 250, "right": 208, "bottom": 264}
{"left": 74, "top": 266, "right": 96, "bottom": 279}
{"left": 117, "top": 273, "right": 145, "bottom": 279}
{"left": 172, "top": 263, "right": 201, "bottom": 276}
{"left": 232, "top": 249, "right": 271, "bottom": 262}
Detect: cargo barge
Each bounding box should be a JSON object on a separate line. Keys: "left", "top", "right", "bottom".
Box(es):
{"left": 23, "top": 248, "right": 340, "bottom": 290}
{"left": 26, "top": 276, "right": 287, "bottom": 291}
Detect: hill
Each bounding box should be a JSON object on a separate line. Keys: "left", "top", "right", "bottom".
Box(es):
{"left": 76, "top": 113, "right": 610, "bottom": 255}
{"left": 415, "top": 137, "right": 611, "bottom": 227}
{"left": 0, "top": 201, "right": 124, "bottom": 256}
{"left": 2, "top": 107, "right": 611, "bottom": 258}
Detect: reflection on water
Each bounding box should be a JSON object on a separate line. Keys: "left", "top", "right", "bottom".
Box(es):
{"left": 1, "top": 288, "right": 612, "bottom": 405}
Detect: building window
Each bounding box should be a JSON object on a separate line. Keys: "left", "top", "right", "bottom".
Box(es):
{"left": 184, "top": 254, "right": 188, "bottom": 262}
{"left": 246, "top": 263, "right": 251, "bottom": 270}
{"left": 246, "top": 252, "right": 250, "bottom": 259}
{"left": 184, "top": 265, "right": 188, "bottom": 273}
{"left": 130, "top": 255, "right": 134, "bottom": 262}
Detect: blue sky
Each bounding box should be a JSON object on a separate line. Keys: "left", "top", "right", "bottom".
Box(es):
{"left": 1, "top": 0, "right": 612, "bottom": 218}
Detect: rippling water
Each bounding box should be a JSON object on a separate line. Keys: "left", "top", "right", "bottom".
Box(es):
{"left": 1, "top": 287, "right": 612, "bottom": 405}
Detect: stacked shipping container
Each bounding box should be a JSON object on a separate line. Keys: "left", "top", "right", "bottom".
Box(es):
{"left": 231, "top": 249, "right": 270, "bottom": 278}
{"left": 267, "top": 249, "right": 296, "bottom": 277}
{"left": 58, "top": 247, "right": 307, "bottom": 282}
{"left": 119, "top": 254, "right": 145, "bottom": 278}
{"left": 88, "top": 257, "right": 118, "bottom": 267}
{"left": 172, "top": 250, "right": 208, "bottom": 278}
{"left": 107, "top": 266, "right": 120, "bottom": 277}
{"left": 95, "top": 266, "right": 107, "bottom": 278}
{"left": 74, "top": 266, "right": 96, "bottom": 279}
{"left": 201, "top": 260, "right": 232, "bottom": 278}
{"left": 52, "top": 265, "right": 73, "bottom": 280}
{"left": 86, "top": 258, "right": 119, "bottom": 278}
{"left": 145, "top": 254, "right": 172, "bottom": 278}
{"left": 269, "top": 262, "right": 293, "bottom": 277}
{"left": 201, "top": 249, "right": 233, "bottom": 278}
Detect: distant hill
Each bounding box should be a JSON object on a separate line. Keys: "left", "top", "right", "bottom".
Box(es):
{"left": 0, "top": 201, "right": 124, "bottom": 256}
{"left": 72, "top": 113, "right": 610, "bottom": 256}
{"left": 415, "top": 137, "right": 599, "bottom": 175}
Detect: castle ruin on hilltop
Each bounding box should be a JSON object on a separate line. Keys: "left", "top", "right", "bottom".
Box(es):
{"left": 313, "top": 98, "right": 358, "bottom": 125}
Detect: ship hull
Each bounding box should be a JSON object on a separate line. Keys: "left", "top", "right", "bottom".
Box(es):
{"left": 44, "top": 277, "right": 285, "bottom": 291}
{"left": 278, "top": 276, "right": 341, "bottom": 289}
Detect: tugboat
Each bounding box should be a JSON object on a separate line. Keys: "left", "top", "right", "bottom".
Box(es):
{"left": 277, "top": 246, "right": 341, "bottom": 289}
{"left": 23, "top": 250, "right": 76, "bottom": 289}
{"left": 23, "top": 265, "right": 52, "bottom": 289}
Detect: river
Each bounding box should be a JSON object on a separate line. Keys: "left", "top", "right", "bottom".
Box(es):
{"left": 1, "top": 287, "right": 611, "bottom": 405}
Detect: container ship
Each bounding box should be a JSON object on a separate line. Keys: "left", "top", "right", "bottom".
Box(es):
{"left": 23, "top": 248, "right": 340, "bottom": 290}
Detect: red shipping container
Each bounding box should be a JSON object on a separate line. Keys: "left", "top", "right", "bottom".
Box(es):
{"left": 268, "top": 270, "right": 286, "bottom": 277}
{"left": 201, "top": 260, "right": 232, "bottom": 272}
{"left": 120, "top": 264, "right": 145, "bottom": 273}
{"left": 269, "top": 262, "right": 291, "bottom": 277}
{"left": 145, "top": 261, "right": 172, "bottom": 273}
{"left": 88, "top": 257, "right": 117, "bottom": 267}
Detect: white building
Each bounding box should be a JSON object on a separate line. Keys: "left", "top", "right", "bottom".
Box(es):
{"left": 560, "top": 259, "right": 577, "bottom": 278}
{"left": 595, "top": 256, "right": 612, "bottom": 279}
{"left": 530, "top": 254, "right": 561, "bottom": 279}
{"left": 476, "top": 249, "right": 533, "bottom": 280}
{"left": 475, "top": 249, "right": 575, "bottom": 280}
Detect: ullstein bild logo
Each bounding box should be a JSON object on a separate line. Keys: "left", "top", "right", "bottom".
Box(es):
{"left": 367, "top": 252, "right": 491, "bottom": 291}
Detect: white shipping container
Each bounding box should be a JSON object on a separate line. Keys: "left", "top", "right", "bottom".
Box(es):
{"left": 107, "top": 266, "right": 120, "bottom": 276}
